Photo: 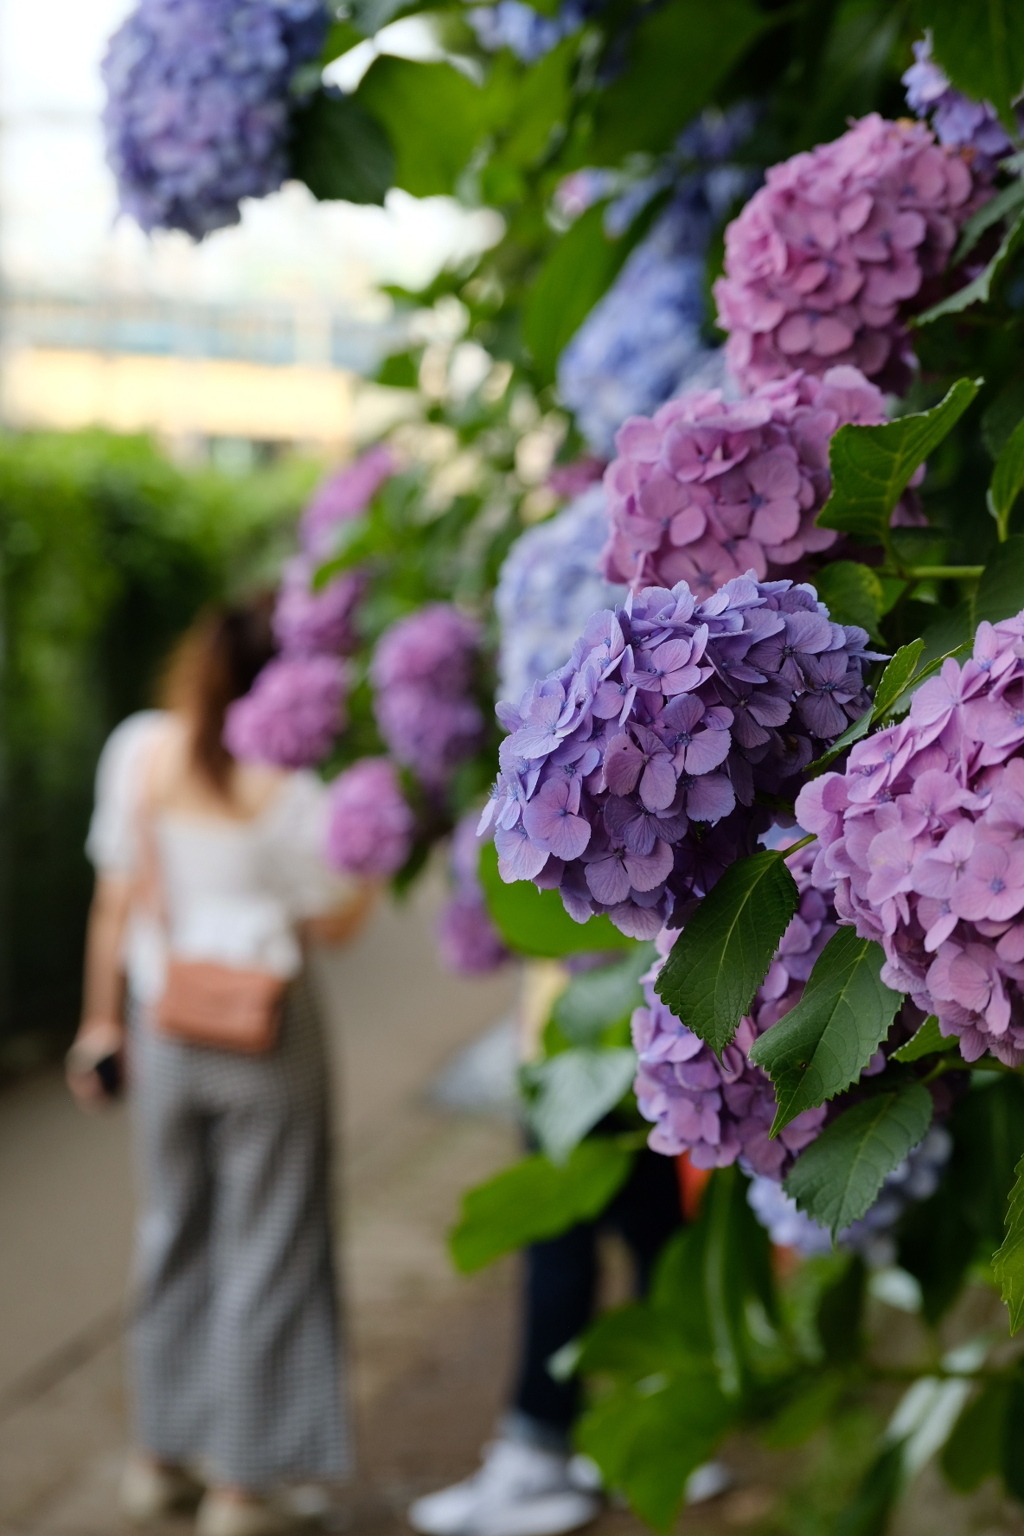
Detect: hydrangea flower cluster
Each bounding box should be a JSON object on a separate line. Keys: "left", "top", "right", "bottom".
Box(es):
{"left": 273, "top": 556, "right": 363, "bottom": 657}
{"left": 482, "top": 575, "right": 874, "bottom": 939}
{"left": 437, "top": 815, "right": 509, "bottom": 975}
{"left": 797, "top": 612, "right": 1024, "bottom": 1067}
{"left": 747, "top": 1124, "right": 952, "bottom": 1263}
{"left": 325, "top": 757, "right": 414, "bottom": 878}
{"left": 903, "top": 35, "right": 1014, "bottom": 173}
{"left": 102, "top": 0, "right": 328, "bottom": 239}
{"left": 631, "top": 843, "right": 832, "bottom": 1175}
{"left": 467, "top": 0, "right": 590, "bottom": 62}
{"left": 496, "top": 486, "right": 627, "bottom": 705}
{"left": 224, "top": 654, "right": 347, "bottom": 768}
{"left": 600, "top": 367, "right": 887, "bottom": 595}
{"left": 300, "top": 445, "right": 394, "bottom": 560}
{"left": 371, "top": 605, "right": 485, "bottom": 789}
{"left": 714, "top": 113, "right": 979, "bottom": 392}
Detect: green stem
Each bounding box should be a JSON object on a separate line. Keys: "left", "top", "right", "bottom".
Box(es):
{"left": 904, "top": 565, "right": 985, "bottom": 581}
{"left": 778, "top": 832, "right": 817, "bottom": 860}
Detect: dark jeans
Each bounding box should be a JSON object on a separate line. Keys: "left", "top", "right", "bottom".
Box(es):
{"left": 508, "top": 1146, "right": 682, "bottom": 1446}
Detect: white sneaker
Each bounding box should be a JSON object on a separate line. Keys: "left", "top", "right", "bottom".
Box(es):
{"left": 684, "top": 1461, "right": 733, "bottom": 1504}
{"left": 408, "top": 1440, "right": 600, "bottom": 1536}
{"left": 119, "top": 1457, "right": 205, "bottom": 1522}
{"left": 196, "top": 1491, "right": 303, "bottom": 1536}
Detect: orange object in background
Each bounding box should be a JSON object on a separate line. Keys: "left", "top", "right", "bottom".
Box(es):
{"left": 676, "top": 1152, "right": 712, "bottom": 1221}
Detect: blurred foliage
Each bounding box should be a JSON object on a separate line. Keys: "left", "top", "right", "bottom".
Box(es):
{"left": 0, "top": 429, "right": 317, "bottom": 1042}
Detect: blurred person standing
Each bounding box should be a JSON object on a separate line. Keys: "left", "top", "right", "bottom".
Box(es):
{"left": 67, "top": 599, "right": 371, "bottom": 1536}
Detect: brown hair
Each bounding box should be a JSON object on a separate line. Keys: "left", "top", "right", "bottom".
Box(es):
{"left": 161, "top": 596, "right": 277, "bottom": 795}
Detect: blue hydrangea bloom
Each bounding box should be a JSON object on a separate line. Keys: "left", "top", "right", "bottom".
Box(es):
{"left": 495, "top": 485, "right": 626, "bottom": 705}
{"left": 467, "top": 0, "right": 590, "bottom": 62}
{"left": 102, "top": 0, "right": 328, "bottom": 238}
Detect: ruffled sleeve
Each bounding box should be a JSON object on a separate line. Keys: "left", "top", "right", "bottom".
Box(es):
{"left": 85, "top": 710, "right": 167, "bottom": 875}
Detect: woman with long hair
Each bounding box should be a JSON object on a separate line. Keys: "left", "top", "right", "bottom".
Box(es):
{"left": 67, "top": 597, "right": 368, "bottom": 1536}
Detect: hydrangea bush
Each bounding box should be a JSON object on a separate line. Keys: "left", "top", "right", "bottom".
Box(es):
{"left": 325, "top": 756, "right": 414, "bottom": 878}
{"left": 371, "top": 604, "right": 485, "bottom": 789}
{"left": 224, "top": 653, "right": 348, "bottom": 767}
{"left": 437, "top": 813, "right": 509, "bottom": 975}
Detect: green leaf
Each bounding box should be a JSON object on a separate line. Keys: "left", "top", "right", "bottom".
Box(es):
{"left": 941, "top": 1378, "right": 1010, "bottom": 1492}
{"left": 954, "top": 176, "right": 1024, "bottom": 264}
{"left": 919, "top": 0, "right": 1024, "bottom": 131}
{"left": 348, "top": 0, "right": 409, "bottom": 36}
{"left": 749, "top": 930, "right": 901, "bottom": 1136}
{"left": 817, "top": 1255, "right": 867, "bottom": 1366}
{"left": 576, "top": 1373, "right": 733, "bottom": 1533}
{"left": 653, "top": 849, "right": 800, "bottom": 1056}
{"left": 974, "top": 535, "right": 1024, "bottom": 627}
{"left": 871, "top": 639, "right": 925, "bottom": 719}
{"left": 449, "top": 1139, "right": 635, "bottom": 1273}
{"left": 492, "top": 38, "right": 573, "bottom": 169}
{"left": 355, "top": 58, "right": 484, "bottom": 197}
{"left": 589, "top": 0, "right": 770, "bottom": 162}
{"left": 552, "top": 945, "right": 654, "bottom": 1045}
{"left": 813, "top": 561, "right": 883, "bottom": 641}
{"left": 993, "top": 1153, "right": 1024, "bottom": 1334}
{"left": 527, "top": 1047, "right": 637, "bottom": 1164}
{"left": 917, "top": 209, "right": 1024, "bottom": 324}
{"left": 785, "top": 1082, "right": 934, "bottom": 1238}
{"left": 817, "top": 379, "right": 982, "bottom": 543}
{"left": 891, "top": 1016, "right": 958, "bottom": 1064}
{"left": 982, "top": 376, "right": 1024, "bottom": 460}
{"left": 289, "top": 89, "right": 395, "bottom": 205}
{"left": 523, "top": 201, "right": 658, "bottom": 383}
{"left": 919, "top": 601, "right": 973, "bottom": 670}
{"left": 479, "top": 842, "right": 633, "bottom": 957}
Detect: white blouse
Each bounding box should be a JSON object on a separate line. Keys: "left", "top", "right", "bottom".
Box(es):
{"left": 86, "top": 711, "right": 351, "bottom": 1004}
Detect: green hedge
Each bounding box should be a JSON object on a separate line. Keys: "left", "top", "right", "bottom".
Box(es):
{"left": 0, "top": 429, "right": 318, "bottom": 1045}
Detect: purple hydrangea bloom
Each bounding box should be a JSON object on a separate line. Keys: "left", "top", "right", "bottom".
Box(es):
{"left": 496, "top": 485, "right": 627, "bottom": 705}
{"left": 467, "top": 0, "right": 590, "bottom": 62}
{"left": 102, "top": 0, "right": 328, "bottom": 239}
{"left": 371, "top": 604, "right": 485, "bottom": 788}
{"left": 273, "top": 555, "right": 363, "bottom": 656}
{"left": 300, "top": 445, "right": 394, "bottom": 559}
{"left": 601, "top": 367, "right": 889, "bottom": 595}
{"left": 903, "top": 34, "right": 1014, "bottom": 173}
{"left": 224, "top": 653, "right": 347, "bottom": 767}
{"left": 748, "top": 1124, "right": 952, "bottom": 1262}
{"left": 797, "top": 611, "right": 1024, "bottom": 1067}
{"left": 325, "top": 757, "right": 414, "bottom": 878}
{"left": 714, "top": 114, "right": 982, "bottom": 393}
{"left": 482, "top": 575, "right": 874, "bottom": 939}
{"left": 631, "top": 841, "right": 832, "bottom": 1176}
{"left": 437, "top": 814, "right": 509, "bottom": 975}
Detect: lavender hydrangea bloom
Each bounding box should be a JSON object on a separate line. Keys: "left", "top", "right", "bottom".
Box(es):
{"left": 325, "top": 757, "right": 414, "bottom": 878}
{"left": 301, "top": 445, "right": 394, "bottom": 559}
{"left": 102, "top": 0, "right": 328, "bottom": 239}
{"left": 748, "top": 1125, "right": 952, "bottom": 1263}
{"left": 467, "top": 0, "right": 590, "bottom": 62}
{"left": 631, "top": 843, "right": 832, "bottom": 1176}
{"left": 496, "top": 485, "right": 627, "bottom": 704}
{"left": 797, "top": 610, "right": 1024, "bottom": 1068}
{"left": 224, "top": 653, "right": 347, "bottom": 767}
{"left": 371, "top": 605, "right": 485, "bottom": 788}
{"left": 273, "top": 555, "right": 363, "bottom": 656}
{"left": 903, "top": 34, "right": 1013, "bottom": 172}
{"left": 482, "top": 575, "right": 874, "bottom": 939}
{"left": 437, "top": 814, "right": 509, "bottom": 975}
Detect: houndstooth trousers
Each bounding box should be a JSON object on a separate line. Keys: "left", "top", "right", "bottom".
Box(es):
{"left": 127, "top": 973, "right": 351, "bottom": 1489}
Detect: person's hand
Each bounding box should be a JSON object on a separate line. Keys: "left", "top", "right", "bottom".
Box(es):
{"left": 66, "top": 1017, "right": 125, "bottom": 1109}
{"left": 304, "top": 884, "right": 380, "bottom": 947}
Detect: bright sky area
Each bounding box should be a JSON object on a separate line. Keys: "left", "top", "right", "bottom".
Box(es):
{"left": 0, "top": 0, "right": 502, "bottom": 311}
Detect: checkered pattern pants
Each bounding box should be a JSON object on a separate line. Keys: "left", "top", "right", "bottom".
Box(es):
{"left": 128, "top": 973, "right": 351, "bottom": 1489}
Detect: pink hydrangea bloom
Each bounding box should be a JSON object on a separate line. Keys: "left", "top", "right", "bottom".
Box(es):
{"left": 601, "top": 366, "right": 886, "bottom": 593}
{"left": 300, "top": 444, "right": 394, "bottom": 558}
{"left": 796, "top": 612, "right": 1024, "bottom": 1066}
{"left": 632, "top": 841, "right": 830, "bottom": 1177}
{"left": 714, "top": 114, "right": 979, "bottom": 392}
{"left": 223, "top": 654, "right": 348, "bottom": 768}
{"left": 272, "top": 555, "right": 363, "bottom": 656}
{"left": 371, "top": 604, "right": 485, "bottom": 788}
{"left": 325, "top": 757, "right": 414, "bottom": 878}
